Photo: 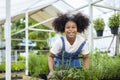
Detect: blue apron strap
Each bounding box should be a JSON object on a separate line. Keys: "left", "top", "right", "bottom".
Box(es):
{"left": 60, "top": 37, "right": 65, "bottom": 51}
{"left": 75, "top": 40, "right": 86, "bottom": 55}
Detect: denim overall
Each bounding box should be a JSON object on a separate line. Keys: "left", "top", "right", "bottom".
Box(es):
{"left": 54, "top": 37, "right": 86, "bottom": 69}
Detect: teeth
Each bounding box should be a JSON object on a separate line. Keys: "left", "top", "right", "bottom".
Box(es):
{"left": 69, "top": 33, "right": 73, "bottom": 35}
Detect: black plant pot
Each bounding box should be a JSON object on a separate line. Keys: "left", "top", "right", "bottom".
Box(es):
{"left": 0, "top": 75, "right": 23, "bottom": 80}
{"left": 39, "top": 74, "right": 47, "bottom": 80}
{"left": 96, "top": 30, "right": 103, "bottom": 37}
{"left": 110, "top": 27, "right": 119, "bottom": 35}
{"left": 101, "top": 77, "right": 120, "bottom": 80}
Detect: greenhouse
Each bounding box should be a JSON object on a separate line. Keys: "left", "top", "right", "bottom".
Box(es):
{"left": 0, "top": 0, "right": 120, "bottom": 80}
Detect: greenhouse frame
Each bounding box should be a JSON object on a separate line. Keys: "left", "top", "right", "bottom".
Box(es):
{"left": 0, "top": 0, "right": 120, "bottom": 80}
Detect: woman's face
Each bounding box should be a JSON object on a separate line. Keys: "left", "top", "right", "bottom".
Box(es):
{"left": 65, "top": 21, "right": 77, "bottom": 39}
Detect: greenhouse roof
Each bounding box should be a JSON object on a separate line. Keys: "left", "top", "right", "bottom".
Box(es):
{"left": 0, "top": 0, "right": 120, "bottom": 28}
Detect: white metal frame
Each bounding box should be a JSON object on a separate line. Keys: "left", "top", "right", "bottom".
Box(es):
{"left": 5, "top": 0, "right": 11, "bottom": 79}
{"left": 4, "top": 0, "right": 120, "bottom": 79}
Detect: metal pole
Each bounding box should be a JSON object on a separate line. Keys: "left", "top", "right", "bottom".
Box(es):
{"left": 15, "top": 50, "right": 17, "bottom": 62}
{"left": 88, "top": 0, "right": 93, "bottom": 51}
{"left": 25, "top": 12, "right": 29, "bottom": 75}
{"left": 0, "top": 25, "right": 2, "bottom": 64}
{"left": 49, "top": 32, "right": 52, "bottom": 47}
{"left": 29, "top": 27, "right": 54, "bottom": 32}
{"left": 94, "top": 4, "right": 120, "bottom": 11}
{"left": 115, "top": 33, "right": 120, "bottom": 56}
{"left": 5, "top": 0, "right": 11, "bottom": 79}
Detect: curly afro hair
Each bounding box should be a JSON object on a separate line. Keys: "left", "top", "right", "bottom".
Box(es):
{"left": 52, "top": 12, "right": 90, "bottom": 33}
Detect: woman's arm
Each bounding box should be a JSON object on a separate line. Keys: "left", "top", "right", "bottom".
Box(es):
{"left": 83, "top": 54, "right": 89, "bottom": 69}
{"left": 48, "top": 53, "right": 55, "bottom": 72}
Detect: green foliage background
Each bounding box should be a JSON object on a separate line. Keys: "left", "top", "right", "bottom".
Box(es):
{"left": 10, "top": 17, "right": 55, "bottom": 50}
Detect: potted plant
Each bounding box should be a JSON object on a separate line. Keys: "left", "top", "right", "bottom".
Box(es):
{"left": 28, "top": 52, "right": 49, "bottom": 80}
{"left": 108, "top": 12, "right": 120, "bottom": 35}
{"left": 93, "top": 18, "right": 105, "bottom": 37}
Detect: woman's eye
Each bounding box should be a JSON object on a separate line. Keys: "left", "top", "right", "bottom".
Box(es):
{"left": 66, "top": 26, "right": 70, "bottom": 29}
{"left": 72, "top": 26, "right": 77, "bottom": 28}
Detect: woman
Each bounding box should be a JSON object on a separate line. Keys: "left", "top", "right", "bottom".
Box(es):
{"left": 48, "top": 12, "right": 90, "bottom": 78}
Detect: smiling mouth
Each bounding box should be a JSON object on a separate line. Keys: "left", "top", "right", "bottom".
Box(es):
{"left": 69, "top": 32, "right": 75, "bottom": 36}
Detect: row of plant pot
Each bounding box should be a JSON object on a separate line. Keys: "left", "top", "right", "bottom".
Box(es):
{"left": 0, "top": 76, "right": 23, "bottom": 80}
{"left": 93, "top": 12, "right": 120, "bottom": 37}
{"left": 0, "top": 52, "right": 49, "bottom": 80}
{"left": 1, "top": 51, "right": 120, "bottom": 80}
{"left": 0, "top": 62, "right": 25, "bottom": 73}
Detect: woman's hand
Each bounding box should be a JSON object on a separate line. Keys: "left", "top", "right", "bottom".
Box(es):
{"left": 48, "top": 53, "right": 55, "bottom": 79}
{"left": 83, "top": 54, "right": 89, "bottom": 69}
{"left": 48, "top": 70, "right": 54, "bottom": 79}
{"left": 48, "top": 53, "right": 55, "bottom": 72}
